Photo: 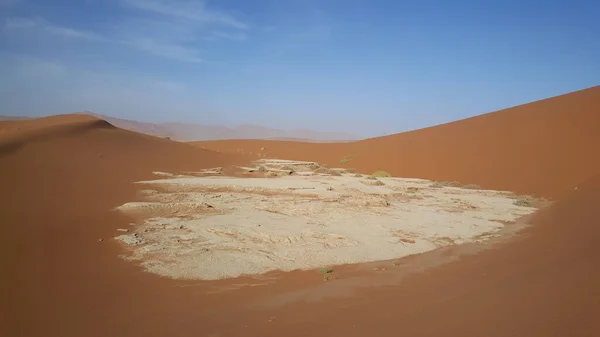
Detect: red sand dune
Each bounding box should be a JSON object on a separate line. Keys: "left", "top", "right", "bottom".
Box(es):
{"left": 1, "top": 86, "right": 599, "bottom": 337}
{"left": 196, "top": 86, "right": 600, "bottom": 199}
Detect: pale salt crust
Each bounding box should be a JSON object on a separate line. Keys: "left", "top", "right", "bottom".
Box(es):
{"left": 115, "top": 159, "right": 537, "bottom": 280}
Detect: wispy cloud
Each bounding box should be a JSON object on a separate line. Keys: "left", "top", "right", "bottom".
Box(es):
{"left": 128, "top": 38, "right": 203, "bottom": 62}
{"left": 114, "top": 0, "right": 249, "bottom": 61}
{"left": 121, "top": 0, "right": 248, "bottom": 29}
{"left": 3, "top": 17, "right": 101, "bottom": 40}
{"left": 2, "top": 0, "right": 249, "bottom": 63}
{"left": 204, "top": 31, "right": 247, "bottom": 41}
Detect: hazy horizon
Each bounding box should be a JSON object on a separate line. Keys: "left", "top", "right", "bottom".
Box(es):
{"left": 1, "top": 0, "right": 598, "bottom": 138}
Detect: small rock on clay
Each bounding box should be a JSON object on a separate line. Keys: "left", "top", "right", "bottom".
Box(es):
{"left": 116, "top": 234, "right": 144, "bottom": 245}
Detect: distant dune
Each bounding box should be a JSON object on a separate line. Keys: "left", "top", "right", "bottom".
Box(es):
{"left": 2, "top": 85, "right": 600, "bottom": 337}
{"left": 83, "top": 112, "right": 359, "bottom": 142}
{"left": 0, "top": 115, "right": 28, "bottom": 121}
{"left": 196, "top": 85, "right": 600, "bottom": 199}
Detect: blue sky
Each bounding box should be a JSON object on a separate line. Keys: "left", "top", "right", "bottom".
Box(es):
{"left": 1, "top": 0, "right": 598, "bottom": 137}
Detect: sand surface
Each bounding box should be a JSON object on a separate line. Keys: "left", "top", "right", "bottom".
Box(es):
{"left": 116, "top": 160, "right": 538, "bottom": 279}
{"left": 195, "top": 86, "right": 600, "bottom": 199}
{"left": 1, "top": 86, "right": 600, "bottom": 337}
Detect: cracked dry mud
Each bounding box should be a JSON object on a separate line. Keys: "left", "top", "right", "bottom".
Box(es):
{"left": 115, "top": 159, "right": 539, "bottom": 280}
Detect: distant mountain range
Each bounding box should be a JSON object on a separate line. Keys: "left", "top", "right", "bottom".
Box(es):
{"left": 0, "top": 115, "right": 29, "bottom": 121}
{"left": 86, "top": 113, "right": 360, "bottom": 142}
{"left": 0, "top": 112, "right": 360, "bottom": 142}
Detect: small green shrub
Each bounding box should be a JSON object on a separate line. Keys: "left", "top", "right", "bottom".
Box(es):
{"left": 340, "top": 155, "right": 355, "bottom": 165}
{"left": 320, "top": 268, "right": 333, "bottom": 274}
{"left": 372, "top": 171, "right": 391, "bottom": 178}
{"left": 514, "top": 198, "right": 531, "bottom": 207}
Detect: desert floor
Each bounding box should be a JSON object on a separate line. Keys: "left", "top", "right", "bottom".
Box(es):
{"left": 1, "top": 86, "right": 600, "bottom": 337}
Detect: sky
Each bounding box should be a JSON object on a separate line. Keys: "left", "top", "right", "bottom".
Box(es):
{"left": 0, "top": 0, "right": 598, "bottom": 137}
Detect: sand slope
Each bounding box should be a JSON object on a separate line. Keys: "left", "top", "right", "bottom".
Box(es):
{"left": 196, "top": 85, "right": 600, "bottom": 198}
{"left": 1, "top": 86, "right": 600, "bottom": 336}
{"left": 248, "top": 173, "right": 600, "bottom": 337}
{"left": 0, "top": 114, "right": 243, "bottom": 336}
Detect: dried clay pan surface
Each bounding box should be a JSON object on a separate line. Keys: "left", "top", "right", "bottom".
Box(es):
{"left": 115, "top": 159, "right": 540, "bottom": 280}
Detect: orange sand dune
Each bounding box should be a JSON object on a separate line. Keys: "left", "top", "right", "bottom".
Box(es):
{"left": 196, "top": 86, "right": 600, "bottom": 198}
{"left": 1, "top": 87, "right": 600, "bottom": 337}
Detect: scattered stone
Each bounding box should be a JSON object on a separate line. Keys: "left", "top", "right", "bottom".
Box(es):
{"left": 326, "top": 186, "right": 334, "bottom": 191}
{"left": 97, "top": 238, "right": 103, "bottom": 243}
{"left": 116, "top": 234, "right": 144, "bottom": 245}
{"left": 117, "top": 228, "right": 129, "bottom": 232}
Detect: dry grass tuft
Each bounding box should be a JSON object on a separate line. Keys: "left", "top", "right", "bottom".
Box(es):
{"left": 340, "top": 155, "right": 356, "bottom": 165}
{"left": 430, "top": 181, "right": 461, "bottom": 188}
{"left": 372, "top": 171, "right": 391, "bottom": 178}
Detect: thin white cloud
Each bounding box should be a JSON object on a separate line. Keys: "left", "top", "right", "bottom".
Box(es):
{"left": 4, "top": 17, "right": 37, "bottom": 29}
{"left": 2, "top": 1, "right": 248, "bottom": 63}
{"left": 128, "top": 38, "right": 203, "bottom": 62}
{"left": 204, "top": 31, "right": 247, "bottom": 41}
{"left": 115, "top": 0, "right": 249, "bottom": 62}
{"left": 3, "top": 17, "right": 101, "bottom": 40}
{"left": 122, "top": 0, "right": 247, "bottom": 29}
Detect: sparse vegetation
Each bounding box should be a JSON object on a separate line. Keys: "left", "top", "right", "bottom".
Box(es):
{"left": 340, "top": 155, "right": 356, "bottom": 165}
{"left": 345, "top": 168, "right": 358, "bottom": 174}
{"left": 361, "top": 178, "right": 385, "bottom": 186}
{"left": 354, "top": 173, "right": 362, "bottom": 177}
{"left": 315, "top": 168, "right": 342, "bottom": 176}
{"left": 320, "top": 268, "right": 333, "bottom": 274}
{"left": 513, "top": 198, "right": 531, "bottom": 207}
{"left": 463, "top": 184, "right": 482, "bottom": 190}
{"left": 365, "top": 175, "right": 377, "bottom": 180}
{"left": 513, "top": 195, "right": 548, "bottom": 207}
{"left": 257, "top": 166, "right": 267, "bottom": 172}
{"left": 513, "top": 195, "right": 537, "bottom": 207}
{"left": 372, "top": 171, "right": 391, "bottom": 178}
{"left": 430, "top": 181, "right": 461, "bottom": 188}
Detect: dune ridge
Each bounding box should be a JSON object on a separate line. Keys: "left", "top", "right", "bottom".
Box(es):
{"left": 1, "top": 86, "right": 600, "bottom": 336}
{"left": 195, "top": 85, "right": 600, "bottom": 198}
